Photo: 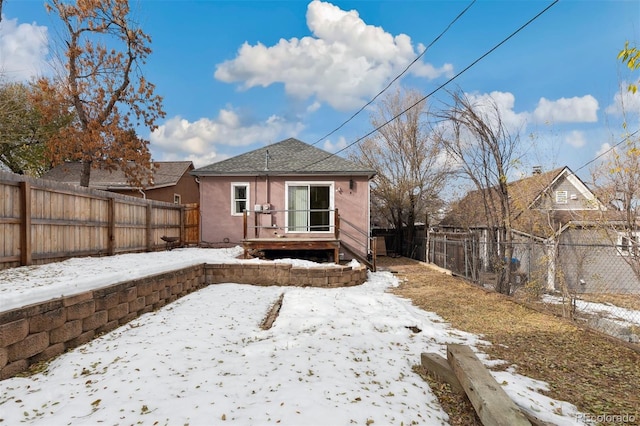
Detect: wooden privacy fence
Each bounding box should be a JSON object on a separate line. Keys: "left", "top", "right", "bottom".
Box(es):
{"left": 0, "top": 171, "right": 200, "bottom": 271}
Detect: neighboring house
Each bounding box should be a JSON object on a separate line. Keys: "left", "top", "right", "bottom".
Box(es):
{"left": 191, "top": 138, "right": 377, "bottom": 267}
{"left": 432, "top": 166, "right": 640, "bottom": 294}
{"left": 42, "top": 161, "right": 199, "bottom": 204}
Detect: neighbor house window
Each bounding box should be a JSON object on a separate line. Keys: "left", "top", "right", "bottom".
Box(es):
{"left": 173, "top": 194, "right": 181, "bottom": 204}
{"left": 555, "top": 190, "right": 568, "bottom": 204}
{"left": 618, "top": 232, "right": 639, "bottom": 256}
{"left": 286, "top": 182, "right": 333, "bottom": 232}
{"left": 231, "top": 183, "right": 249, "bottom": 216}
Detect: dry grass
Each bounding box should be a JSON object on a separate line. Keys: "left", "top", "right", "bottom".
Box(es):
{"left": 378, "top": 256, "right": 640, "bottom": 426}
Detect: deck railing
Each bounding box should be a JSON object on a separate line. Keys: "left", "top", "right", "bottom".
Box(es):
{"left": 242, "top": 208, "right": 375, "bottom": 269}
{"left": 243, "top": 208, "right": 340, "bottom": 239}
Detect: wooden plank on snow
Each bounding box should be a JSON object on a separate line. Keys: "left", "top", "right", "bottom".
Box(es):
{"left": 421, "top": 352, "right": 464, "bottom": 393}
{"left": 447, "top": 344, "right": 531, "bottom": 426}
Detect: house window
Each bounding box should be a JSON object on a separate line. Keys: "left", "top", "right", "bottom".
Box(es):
{"left": 286, "top": 183, "right": 333, "bottom": 232}
{"left": 231, "top": 183, "right": 249, "bottom": 216}
{"left": 618, "top": 232, "right": 639, "bottom": 256}
{"left": 555, "top": 190, "right": 568, "bottom": 204}
{"left": 173, "top": 194, "right": 181, "bottom": 204}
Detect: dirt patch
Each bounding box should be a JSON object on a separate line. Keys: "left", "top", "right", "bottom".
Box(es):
{"left": 378, "top": 256, "right": 640, "bottom": 425}
{"left": 260, "top": 293, "right": 284, "bottom": 330}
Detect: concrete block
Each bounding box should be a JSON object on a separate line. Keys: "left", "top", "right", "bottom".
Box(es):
{"left": 66, "top": 300, "right": 95, "bottom": 320}
{"left": 82, "top": 311, "right": 108, "bottom": 332}
{"left": 50, "top": 320, "right": 83, "bottom": 344}
{"left": 0, "top": 319, "right": 29, "bottom": 347}
{"left": 30, "top": 307, "right": 66, "bottom": 333}
{"left": 107, "top": 303, "right": 129, "bottom": 322}
{"left": 8, "top": 331, "right": 49, "bottom": 362}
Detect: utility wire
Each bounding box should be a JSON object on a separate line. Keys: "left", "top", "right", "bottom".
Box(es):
{"left": 309, "top": 0, "right": 477, "bottom": 147}
{"left": 297, "top": 0, "right": 559, "bottom": 172}
{"left": 574, "top": 127, "right": 640, "bottom": 173}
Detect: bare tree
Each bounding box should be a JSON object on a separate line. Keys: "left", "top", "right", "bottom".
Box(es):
{"left": 349, "top": 88, "right": 450, "bottom": 257}
{"left": 34, "top": 0, "right": 165, "bottom": 187}
{"left": 436, "top": 90, "right": 521, "bottom": 294}
{"left": 591, "top": 131, "right": 640, "bottom": 280}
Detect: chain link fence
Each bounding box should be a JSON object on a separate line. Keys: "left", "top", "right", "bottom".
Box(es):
{"left": 427, "top": 232, "right": 640, "bottom": 344}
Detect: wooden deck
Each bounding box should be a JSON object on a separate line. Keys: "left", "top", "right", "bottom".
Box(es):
{"left": 242, "top": 238, "right": 340, "bottom": 262}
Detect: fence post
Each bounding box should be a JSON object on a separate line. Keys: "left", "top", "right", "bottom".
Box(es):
{"left": 243, "top": 210, "right": 248, "bottom": 239}
{"left": 20, "top": 181, "right": 32, "bottom": 266}
{"left": 443, "top": 234, "right": 447, "bottom": 270}
{"left": 180, "top": 205, "right": 186, "bottom": 246}
{"left": 146, "top": 204, "right": 153, "bottom": 251}
{"left": 254, "top": 208, "right": 258, "bottom": 238}
{"left": 108, "top": 198, "right": 115, "bottom": 256}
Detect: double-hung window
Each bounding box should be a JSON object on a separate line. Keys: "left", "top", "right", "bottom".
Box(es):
{"left": 286, "top": 183, "right": 333, "bottom": 232}
{"left": 618, "top": 232, "right": 639, "bottom": 257}
{"left": 231, "top": 183, "right": 249, "bottom": 216}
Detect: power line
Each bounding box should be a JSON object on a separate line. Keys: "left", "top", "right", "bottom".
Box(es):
{"left": 309, "top": 0, "right": 477, "bottom": 147}
{"left": 297, "top": 0, "right": 559, "bottom": 172}
{"left": 574, "top": 127, "right": 640, "bottom": 173}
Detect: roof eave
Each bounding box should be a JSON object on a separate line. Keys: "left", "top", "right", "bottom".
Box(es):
{"left": 192, "top": 170, "right": 376, "bottom": 178}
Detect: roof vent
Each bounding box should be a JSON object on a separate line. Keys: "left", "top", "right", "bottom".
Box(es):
{"left": 532, "top": 166, "right": 542, "bottom": 175}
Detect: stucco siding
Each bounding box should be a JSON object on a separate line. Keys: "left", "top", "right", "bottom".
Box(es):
{"left": 199, "top": 175, "right": 371, "bottom": 258}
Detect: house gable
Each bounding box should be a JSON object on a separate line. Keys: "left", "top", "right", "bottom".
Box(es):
{"left": 440, "top": 166, "right": 604, "bottom": 236}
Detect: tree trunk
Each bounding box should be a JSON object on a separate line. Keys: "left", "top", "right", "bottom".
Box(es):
{"left": 394, "top": 207, "right": 403, "bottom": 256}
{"left": 80, "top": 160, "right": 92, "bottom": 187}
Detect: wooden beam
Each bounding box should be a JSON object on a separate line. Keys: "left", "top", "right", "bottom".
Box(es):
{"left": 19, "top": 181, "right": 32, "bottom": 266}
{"left": 421, "top": 352, "right": 464, "bottom": 393}
{"left": 447, "top": 344, "right": 531, "bottom": 426}
{"left": 422, "top": 351, "right": 553, "bottom": 426}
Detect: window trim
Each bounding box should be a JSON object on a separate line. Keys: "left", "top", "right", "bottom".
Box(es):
{"left": 173, "top": 193, "right": 181, "bottom": 204}
{"left": 231, "top": 182, "right": 250, "bottom": 216}
{"left": 555, "top": 190, "right": 568, "bottom": 204}
{"left": 617, "top": 231, "right": 640, "bottom": 257}
{"left": 285, "top": 181, "right": 334, "bottom": 234}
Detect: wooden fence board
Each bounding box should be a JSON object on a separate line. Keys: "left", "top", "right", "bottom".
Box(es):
{"left": 0, "top": 172, "right": 189, "bottom": 270}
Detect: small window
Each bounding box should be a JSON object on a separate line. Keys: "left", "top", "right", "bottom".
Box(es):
{"left": 555, "top": 190, "right": 568, "bottom": 204}
{"left": 173, "top": 194, "right": 181, "bottom": 204}
{"left": 618, "top": 233, "right": 639, "bottom": 257}
{"left": 231, "top": 183, "right": 249, "bottom": 216}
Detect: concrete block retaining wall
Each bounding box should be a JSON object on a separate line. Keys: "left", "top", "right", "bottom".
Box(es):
{"left": 0, "top": 262, "right": 367, "bottom": 380}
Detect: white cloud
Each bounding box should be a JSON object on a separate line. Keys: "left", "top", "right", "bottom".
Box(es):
{"left": 0, "top": 17, "right": 49, "bottom": 81}
{"left": 596, "top": 142, "right": 612, "bottom": 158}
{"left": 323, "top": 136, "right": 347, "bottom": 152}
{"left": 565, "top": 130, "right": 586, "bottom": 148}
{"left": 605, "top": 83, "right": 640, "bottom": 117}
{"left": 465, "top": 91, "right": 529, "bottom": 134}
{"left": 533, "top": 95, "right": 599, "bottom": 124}
{"left": 149, "top": 109, "right": 304, "bottom": 168}
{"left": 214, "top": 0, "right": 452, "bottom": 111}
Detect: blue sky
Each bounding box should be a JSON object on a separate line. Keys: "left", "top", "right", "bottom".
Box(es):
{"left": 1, "top": 0, "right": 639, "bottom": 181}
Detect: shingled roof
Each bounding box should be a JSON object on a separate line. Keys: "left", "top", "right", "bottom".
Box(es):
{"left": 42, "top": 161, "right": 194, "bottom": 190}
{"left": 440, "top": 167, "right": 608, "bottom": 235}
{"left": 191, "top": 138, "right": 376, "bottom": 177}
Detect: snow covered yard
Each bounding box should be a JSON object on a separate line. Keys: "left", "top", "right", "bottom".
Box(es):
{"left": 0, "top": 248, "right": 586, "bottom": 425}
